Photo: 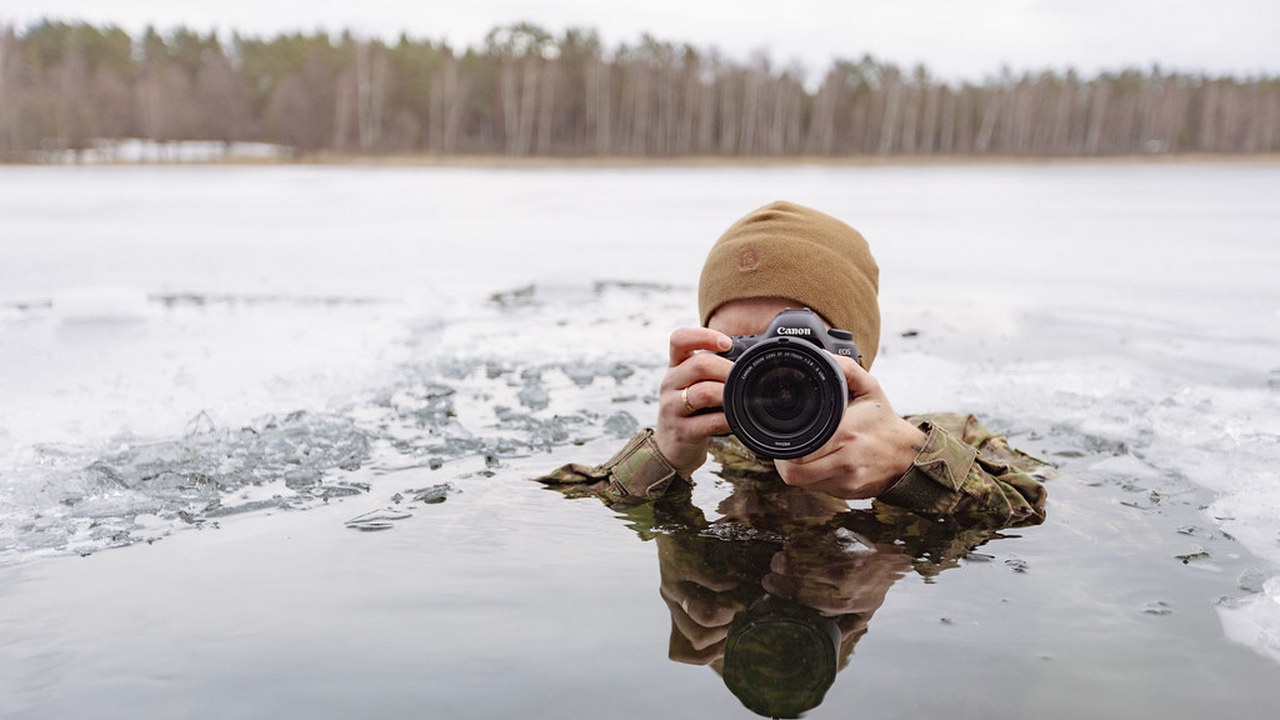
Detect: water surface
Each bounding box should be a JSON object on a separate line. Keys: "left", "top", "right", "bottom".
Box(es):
{"left": 1, "top": 163, "right": 1278, "bottom": 718}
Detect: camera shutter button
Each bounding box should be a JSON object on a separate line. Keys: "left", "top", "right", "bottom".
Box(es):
{"left": 827, "top": 329, "right": 854, "bottom": 341}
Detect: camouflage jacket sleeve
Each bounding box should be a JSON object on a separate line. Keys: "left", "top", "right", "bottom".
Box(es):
{"left": 536, "top": 413, "right": 1049, "bottom": 526}
{"left": 534, "top": 428, "right": 684, "bottom": 505}
{"left": 876, "top": 413, "right": 1049, "bottom": 527}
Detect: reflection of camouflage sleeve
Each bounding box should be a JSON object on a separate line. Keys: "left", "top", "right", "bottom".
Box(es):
{"left": 878, "top": 413, "right": 1049, "bottom": 527}
{"left": 536, "top": 413, "right": 1049, "bottom": 526}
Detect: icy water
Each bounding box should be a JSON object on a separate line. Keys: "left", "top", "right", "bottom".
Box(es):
{"left": 1, "top": 162, "right": 1278, "bottom": 718}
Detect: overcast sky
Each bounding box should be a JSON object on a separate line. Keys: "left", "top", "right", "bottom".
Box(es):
{"left": 5, "top": 0, "right": 1277, "bottom": 82}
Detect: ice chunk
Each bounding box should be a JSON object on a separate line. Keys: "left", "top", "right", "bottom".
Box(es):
{"left": 345, "top": 507, "right": 413, "bottom": 531}
{"left": 1218, "top": 576, "right": 1280, "bottom": 664}
{"left": 603, "top": 411, "right": 640, "bottom": 438}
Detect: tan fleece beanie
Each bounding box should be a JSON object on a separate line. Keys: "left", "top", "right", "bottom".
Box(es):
{"left": 698, "top": 201, "right": 881, "bottom": 368}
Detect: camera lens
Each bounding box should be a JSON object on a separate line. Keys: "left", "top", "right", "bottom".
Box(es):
{"left": 742, "top": 364, "right": 822, "bottom": 435}
{"left": 722, "top": 338, "right": 847, "bottom": 460}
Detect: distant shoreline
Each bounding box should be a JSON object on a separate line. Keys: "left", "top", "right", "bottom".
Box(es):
{"left": 299, "top": 152, "right": 1280, "bottom": 168}
{"left": 19, "top": 151, "right": 1280, "bottom": 169}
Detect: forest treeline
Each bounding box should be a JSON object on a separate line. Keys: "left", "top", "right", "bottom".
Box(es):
{"left": 2, "top": 19, "right": 1278, "bottom": 162}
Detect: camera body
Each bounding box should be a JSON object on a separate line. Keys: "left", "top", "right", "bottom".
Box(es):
{"left": 718, "top": 308, "right": 861, "bottom": 460}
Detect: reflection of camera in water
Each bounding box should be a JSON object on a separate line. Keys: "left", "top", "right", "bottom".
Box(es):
{"left": 722, "top": 594, "right": 842, "bottom": 719}
{"left": 719, "top": 308, "right": 861, "bottom": 460}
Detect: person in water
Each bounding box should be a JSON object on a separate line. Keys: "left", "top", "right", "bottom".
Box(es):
{"left": 537, "top": 201, "right": 1050, "bottom": 716}
{"left": 539, "top": 200, "right": 1048, "bottom": 527}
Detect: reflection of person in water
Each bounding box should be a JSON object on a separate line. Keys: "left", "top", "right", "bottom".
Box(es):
{"left": 618, "top": 462, "right": 1017, "bottom": 718}
{"left": 539, "top": 200, "right": 1049, "bottom": 527}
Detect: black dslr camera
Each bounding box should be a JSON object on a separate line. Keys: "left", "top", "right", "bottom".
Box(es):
{"left": 718, "top": 308, "right": 861, "bottom": 460}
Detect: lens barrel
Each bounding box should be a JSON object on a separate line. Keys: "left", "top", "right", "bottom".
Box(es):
{"left": 722, "top": 337, "right": 847, "bottom": 459}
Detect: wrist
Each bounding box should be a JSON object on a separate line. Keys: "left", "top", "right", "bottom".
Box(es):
{"left": 877, "top": 420, "right": 978, "bottom": 513}
{"left": 653, "top": 428, "right": 709, "bottom": 476}
{"left": 599, "top": 429, "right": 684, "bottom": 502}
{"left": 889, "top": 417, "right": 930, "bottom": 479}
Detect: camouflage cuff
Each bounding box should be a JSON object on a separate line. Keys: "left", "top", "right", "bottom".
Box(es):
{"left": 599, "top": 429, "right": 681, "bottom": 502}
{"left": 877, "top": 420, "right": 978, "bottom": 515}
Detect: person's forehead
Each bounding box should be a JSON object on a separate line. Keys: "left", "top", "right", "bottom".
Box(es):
{"left": 706, "top": 297, "right": 801, "bottom": 336}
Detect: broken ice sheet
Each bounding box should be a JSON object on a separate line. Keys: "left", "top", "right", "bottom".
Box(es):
{"left": 345, "top": 508, "right": 413, "bottom": 531}
{"left": 406, "top": 483, "right": 456, "bottom": 505}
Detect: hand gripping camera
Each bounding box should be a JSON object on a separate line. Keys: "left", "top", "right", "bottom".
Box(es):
{"left": 718, "top": 308, "right": 861, "bottom": 460}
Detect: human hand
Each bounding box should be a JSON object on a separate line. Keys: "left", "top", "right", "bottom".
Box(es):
{"left": 656, "top": 533, "right": 747, "bottom": 664}
{"left": 654, "top": 327, "right": 734, "bottom": 475}
{"left": 774, "top": 356, "right": 927, "bottom": 500}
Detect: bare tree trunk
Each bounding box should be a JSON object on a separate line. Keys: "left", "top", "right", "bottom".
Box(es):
{"left": 587, "top": 55, "right": 613, "bottom": 154}
{"left": 919, "top": 84, "right": 939, "bottom": 155}
{"left": 499, "top": 61, "right": 519, "bottom": 153}
{"left": 1257, "top": 85, "right": 1279, "bottom": 151}
{"left": 676, "top": 61, "right": 699, "bottom": 155}
{"left": 355, "top": 42, "right": 388, "bottom": 152}
{"left": 782, "top": 80, "right": 803, "bottom": 153}
{"left": 696, "top": 72, "right": 716, "bottom": 154}
{"left": 974, "top": 88, "right": 1002, "bottom": 154}
{"left": 626, "top": 65, "right": 650, "bottom": 155}
{"left": 1198, "top": 80, "right": 1219, "bottom": 152}
{"left": 658, "top": 63, "right": 673, "bottom": 156}
{"left": 878, "top": 73, "right": 902, "bottom": 155}
{"left": 0, "top": 26, "right": 17, "bottom": 155}
{"left": 536, "top": 58, "right": 556, "bottom": 154}
{"left": 516, "top": 58, "right": 539, "bottom": 155}
{"left": 717, "top": 74, "right": 738, "bottom": 154}
{"left": 900, "top": 83, "right": 919, "bottom": 154}
{"left": 428, "top": 54, "right": 469, "bottom": 155}
{"left": 953, "top": 90, "right": 974, "bottom": 153}
{"left": 1010, "top": 80, "right": 1034, "bottom": 154}
{"left": 427, "top": 59, "right": 444, "bottom": 154}
{"left": 805, "top": 69, "right": 840, "bottom": 155}
{"left": 334, "top": 75, "right": 353, "bottom": 151}
{"left": 1049, "top": 77, "right": 1073, "bottom": 154}
{"left": 740, "top": 70, "right": 760, "bottom": 155}
{"left": 937, "top": 88, "right": 955, "bottom": 154}
{"left": 1085, "top": 82, "right": 1108, "bottom": 154}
